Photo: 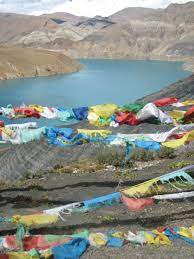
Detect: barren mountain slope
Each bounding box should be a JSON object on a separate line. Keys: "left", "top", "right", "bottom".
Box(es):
{"left": 42, "top": 12, "right": 88, "bottom": 25}
{"left": 0, "top": 47, "right": 82, "bottom": 80}
{"left": 1, "top": 2, "right": 194, "bottom": 70}
{"left": 60, "top": 2, "right": 194, "bottom": 70}
{"left": 0, "top": 13, "right": 59, "bottom": 43}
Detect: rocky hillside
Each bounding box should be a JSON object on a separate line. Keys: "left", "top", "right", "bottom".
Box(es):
{"left": 0, "top": 13, "right": 59, "bottom": 43}
{"left": 41, "top": 12, "right": 87, "bottom": 25}
{"left": 139, "top": 74, "right": 194, "bottom": 102}
{"left": 0, "top": 47, "right": 82, "bottom": 80}
{"left": 0, "top": 2, "right": 194, "bottom": 70}
{"left": 64, "top": 2, "right": 194, "bottom": 70}
{"left": 0, "top": 2, "right": 193, "bottom": 70}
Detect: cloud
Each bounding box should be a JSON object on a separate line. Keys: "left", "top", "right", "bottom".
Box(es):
{"left": 0, "top": 0, "right": 193, "bottom": 17}
{"left": 0, "top": 0, "right": 68, "bottom": 14}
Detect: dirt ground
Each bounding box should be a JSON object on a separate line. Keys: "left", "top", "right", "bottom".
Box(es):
{"left": 0, "top": 145, "right": 194, "bottom": 258}
{"left": 0, "top": 122, "right": 177, "bottom": 181}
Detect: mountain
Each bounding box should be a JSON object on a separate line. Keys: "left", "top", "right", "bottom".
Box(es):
{"left": 0, "top": 47, "right": 82, "bottom": 80}
{"left": 75, "top": 16, "right": 115, "bottom": 29}
{"left": 0, "top": 12, "right": 96, "bottom": 46}
{"left": 109, "top": 7, "right": 158, "bottom": 23}
{"left": 0, "top": 13, "right": 59, "bottom": 43}
{"left": 0, "top": 2, "right": 194, "bottom": 71}
{"left": 42, "top": 12, "right": 88, "bottom": 25}
{"left": 6, "top": 15, "right": 115, "bottom": 47}
{"left": 62, "top": 2, "right": 194, "bottom": 71}
{"left": 109, "top": 2, "right": 194, "bottom": 24}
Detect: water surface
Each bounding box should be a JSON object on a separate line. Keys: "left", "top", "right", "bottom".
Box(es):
{"left": 0, "top": 59, "right": 191, "bottom": 125}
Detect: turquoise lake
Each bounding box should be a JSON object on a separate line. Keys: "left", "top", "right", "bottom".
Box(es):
{"left": 0, "top": 59, "right": 191, "bottom": 125}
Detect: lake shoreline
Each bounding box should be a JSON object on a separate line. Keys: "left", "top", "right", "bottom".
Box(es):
{"left": 75, "top": 56, "right": 194, "bottom": 73}
{"left": 44, "top": 47, "right": 194, "bottom": 73}
{"left": 0, "top": 59, "right": 190, "bottom": 110}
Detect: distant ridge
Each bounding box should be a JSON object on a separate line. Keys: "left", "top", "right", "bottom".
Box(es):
{"left": 0, "top": 2, "right": 194, "bottom": 71}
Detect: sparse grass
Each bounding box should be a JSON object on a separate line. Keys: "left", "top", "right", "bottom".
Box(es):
{"left": 115, "top": 170, "right": 137, "bottom": 180}
{"left": 27, "top": 184, "right": 45, "bottom": 191}
{"left": 169, "top": 161, "right": 191, "bottom": 169}
{"left": 186, "top": 151, "right": 194, "bottom": 158}
{"left": 0, "top": 181, "right": 11, "bottom": 189}
{"left": 21, "top": 171, "right": 44, "bottom": 181}
{"left": 41, "top": 192, "right": 49, "bottom": 200}
{"left": 0, "top": 178, "right": 45, "bottom": 190}
{"left": 50, "top": 160, "right": 105, "bottom": 174}
{"left": 97, "top": 215, "right": 118, "bottom": 223}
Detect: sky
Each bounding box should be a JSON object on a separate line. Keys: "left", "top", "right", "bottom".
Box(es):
{"left": 0, "top": 0, "right": 193, "bottom": 17}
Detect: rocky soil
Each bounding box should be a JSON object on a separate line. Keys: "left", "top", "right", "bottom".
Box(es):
{"left": 0, "top": 142, "right": 194, "bottom": 258}
{"left": 0, "top": 123, "right": 171, "bottom": 181}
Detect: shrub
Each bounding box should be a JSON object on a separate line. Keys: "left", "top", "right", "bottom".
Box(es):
{"left": 157, "top": 147, "right": 176, "bottom": 159}
{"left": 130, "top": 147, "right": 176, "bottom": 161}
{"left": 96, "top": 145, "right": 177, "bottom": 167}
{"left": 130, "top": 148, "right": 156, "bottom": 161}
{"left": 95, "top": 145, "right": 133, "bottom": 167}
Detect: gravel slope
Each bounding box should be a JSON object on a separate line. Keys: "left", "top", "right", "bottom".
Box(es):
{"left": 0, "top": 74, "right": 193, "bottom": 258}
